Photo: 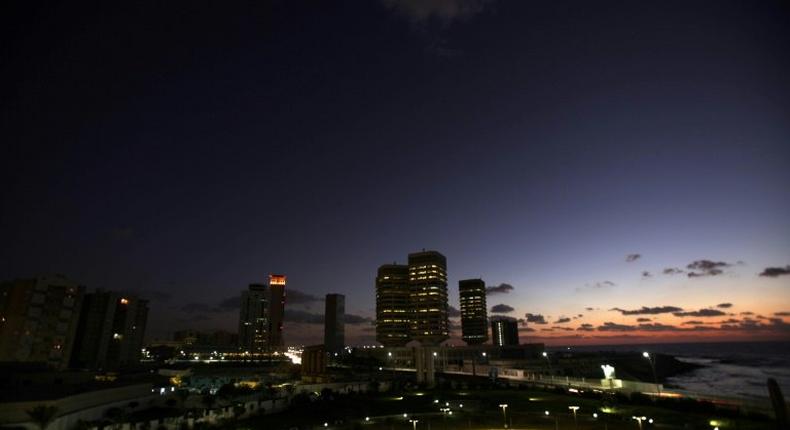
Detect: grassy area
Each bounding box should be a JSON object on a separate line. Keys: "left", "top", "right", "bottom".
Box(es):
{"left": 232, "top": 386, "right": 775, "bottom": 430}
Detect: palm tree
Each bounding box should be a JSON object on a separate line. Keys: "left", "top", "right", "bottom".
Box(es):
{"left": 26, "top": 405, "right": 59, "bottom": 430}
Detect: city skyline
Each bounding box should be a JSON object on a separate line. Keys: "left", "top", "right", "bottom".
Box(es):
{"left": 2, "top": 1, "right": 789, "bottom": 346}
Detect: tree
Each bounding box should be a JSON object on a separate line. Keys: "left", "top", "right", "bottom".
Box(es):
{"left": 26, "top": 405, "right": 59, "bottom": 430}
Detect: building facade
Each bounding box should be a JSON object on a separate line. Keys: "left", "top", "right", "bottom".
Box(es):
{"left": 375, "top": 264, "right": 411, "bottom": 346}
{"left": 491, "top": 318, "right": 519, "bottom": 346}
{"left": 267, "top": 274, "right": 286, "bottom": 348}
{"left": 238, "top": 284, "right": 269, "bottom": 353}
{"left": 0, "top": 275, "right": 85, "bottom": 369}
{"left": 459, "top": 279, "right": 488, "bottom": 345}
{"left": 324, "top": 294, "right": 345, "bottom": 354}
{"left": 408, "top": 250, "right": 449, "bottom": 346}
{"left": 70, "top": 291, "right": 148, "bottom": 370}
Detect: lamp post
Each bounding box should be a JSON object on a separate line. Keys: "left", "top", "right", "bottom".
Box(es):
{"left": 569, "top": 406, "right": 580, "bottom": 429}
{"left": 440, "top": 407, "right": 450, "bottom": 430}
{"left": 642, "top": 352, "right": 661, "bottom": 397}
{"left": 499, "top": 404, "right": 508, "bottom": 428}
{"left": 409, "top": 419, "right": 419, "bottom": 430}
{"left": 542, "top": 352, "right": 554, "bottom": 381}
{"left": 633, "top": 416, "right": 647, "bottom": 430}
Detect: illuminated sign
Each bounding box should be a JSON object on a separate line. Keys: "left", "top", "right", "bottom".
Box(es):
{"left": 269, "top": 274, "right": 287, "bottom": 286}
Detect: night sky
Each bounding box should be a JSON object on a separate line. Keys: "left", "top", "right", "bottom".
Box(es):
{"left": 3, "top": 0, "right": 789, "bottom": 345}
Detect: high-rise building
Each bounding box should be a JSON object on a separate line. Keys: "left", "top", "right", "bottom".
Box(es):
{"left": 408, "top": 250, "right": 449, "bottom": 346}
{"left": 0, "top": 275, "right": 84, "bottom": 369}
{"left": 459, "top": 279, "right": 488, "bottom": 345}
{"left": 238, "top": 284, "right": 268, "bottom": 353}
{"left": 375, "top": 264, "right": 411, "bottom": 346}
{"left": 324, "top": 294, "right": 345, "bottom": 354}
{"left": 268, "top": 274, "right": 286, "bottom": 348}
{"left": 491, "top": 318, "right": 519, "bottom": 346}
{"left": 70, "top": 291, "right": 148, "bottom": 370}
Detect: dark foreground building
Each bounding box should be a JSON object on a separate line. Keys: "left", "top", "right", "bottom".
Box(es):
{"left": 70, "top": 291, "right": 148, "bottom": 370}
{"left": 0, "top": 275, "right": 84, "bottom": 369}
{"left": 491, "top": 318, "right": 519, "bottom": 346}
{"left": 324, "top": 294, "right": 345, "bottom": 353}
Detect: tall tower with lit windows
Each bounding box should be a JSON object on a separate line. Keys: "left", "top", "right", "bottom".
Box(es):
{"left": 268, "top": 274, "right": 286, "bottom": 348}
{"left": 375, "top": 264, "right": 411, "bottom": 346}
{"left": 238, "top": 283, "right": 268, "bottom": 353}
{"left": 459, "top": 278, "right": 488, "bottom": 345}
{"left": 407, "top": 250, "right": 449, "bottom": 346}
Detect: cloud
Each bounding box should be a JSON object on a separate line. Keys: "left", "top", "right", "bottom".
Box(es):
{"left": 133, "top": 289, "right": 172, "bottom": 302}
{"left": 593, "top": 281, "right": 615, "bottom": 288}
{"left": 552, "top": 326, "right": 574, "bottom": 332}
{"left": 681, "top": 320, "right": 705, "bottom": 325}
{"left": 448, "top": 305, "right": 461, "bottom": 318}
{"left": 636, "top": 317, "right": 651, "bottom": 322}
{"left": 716, "top": 303, "right": 733, "bottom": 309}
{"left": 598, "top": 322, "right": 637, "bottom": 332}
{"left": 759, "top": 266, "right": 790, "bottom": 278}
{"left": 110, "top": 227, "right": 135, "bottom": 241}
{"left": 486, "top": 283, "right": 514, "bottom": 295}
{"left": 577, "top": 323, "right": 594, "bottom": 332}
{"left": 638, "top": 323, "right": 680, "bottom": 332}
{"left": 380, "top": 0, "right": 492, "bottom": 23}
{"left": 775, "top": 312, "right": 790, "bottom": 317}
{"left": 284, "top": 309, "right": 372, "bottom": 325}
{"left": 610, "top": 306, "right": 683, "bottom": 315}
{"left": 287, "top": 289, "right": 324, "bottom": 305}
{"left": 524, "top": 313, "right": 548, "bottom": 325}
{"left": 180, "top": 302, "right": 222, "bottom": 314}
{"left": 673, "top": 309, "right": 726, "bottom": 318}
{"left": 284, "top": 309, "right": 324, "bottom": 324}
{"left": 686, "top": 260, "right": 731, "bottom": 278}
{"left": 490, "top": 315, "right": 517, "bottom": 323}
{"left": 740, "top": 311, "right": 754, "bottom": 316}
{"left": 520, "top": 327, "right": 536, "bottom": 332}
{"left": 554, "top": 317, "right": 571, "bottom": 324}
{"left": 217, "top": 296, "right": 240, "bottom": 310}
{"left": 585, "top": 307, "right": 596, "bottom": 311}
{"left": 345, "top": 314, "right": 373, "bottom": 325}
{"left": 626, "top": 254, "right": 641, "bottom": 262}
{"left": 663, "top": 267, "right": 685, "bottom": 275}
{"left": 641, "top": 271, "right": 652, "bottom": 278}
{"left": 491, "top": 304, "right": 514, "bottom": 314}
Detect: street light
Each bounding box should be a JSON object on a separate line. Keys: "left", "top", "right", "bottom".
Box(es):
{"left": 543, "top": 351, "right": 554, "bottom": 380}
{"left": 633, "top": 416, "right": 647, "bottom": 430}
{"left": 642, "top": 352, "right": 661, "bottom": 397}
{"left": 409, "top": 419, "right": 419, "bottom": 430}
{"left": 499, "top": 404, "right": 509, "bottom": 428}
{"left": 569, "top": 406, "right": 580, "bottom": 429}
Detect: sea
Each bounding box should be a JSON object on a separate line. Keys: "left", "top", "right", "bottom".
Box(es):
{"left": 550, "top": 341, "right": 790, "bottom": 401}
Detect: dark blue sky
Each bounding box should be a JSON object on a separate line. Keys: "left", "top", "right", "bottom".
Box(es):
{"left": 3, "top": 0, "right": 789, "bottom": 343}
